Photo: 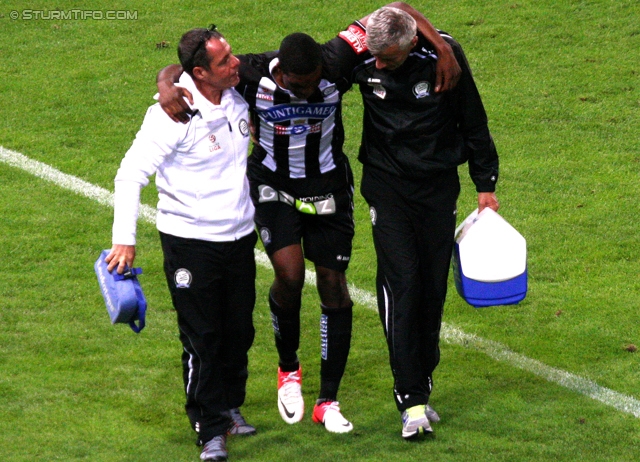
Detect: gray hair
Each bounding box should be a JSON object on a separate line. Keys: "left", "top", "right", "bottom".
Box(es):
{"left": 366, "top": 7, "right": 417, "bottom": 55}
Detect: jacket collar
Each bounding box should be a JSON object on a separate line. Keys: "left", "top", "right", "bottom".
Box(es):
{"left": 178, "top": 73, "right": 235, "bottom": 122}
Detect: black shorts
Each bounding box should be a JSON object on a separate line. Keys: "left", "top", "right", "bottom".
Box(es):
{"left": 248, "top": 158, "right": 355, "bottom": 272}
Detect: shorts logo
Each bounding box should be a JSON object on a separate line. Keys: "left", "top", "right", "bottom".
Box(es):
{"left": 258, "top": 184, "right": 279, "bottom": 203}
{"left": 413, "top": 81, "right": 431, "bottom": 99}
{"left": 336, "top": 255, "right": 350, "bottom": 262}
{"left": 295, "top": 200, "right": 316, "bottom": 214}
{"left": 174, "top": 269, "right": 192, "bottom": 288}
{"left": 369, "top": 206, "right": 377, "bottom": 226}
{"left": 260, "top": 227, "right": 272, "bottom": 246}
{"left": 238, "top": 119, "right": 249, "bottom": 137}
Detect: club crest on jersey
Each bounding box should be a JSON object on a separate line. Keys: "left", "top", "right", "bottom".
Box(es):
{"left": 174, "top": 268, "right": 192, "bottom": 288}
{"left": 373, "top": 84, "right": 386, "bottom": 100}
{"left": 239, "top": 118, "right": 249, "bottom": 137}
{"left": 322, "top": 85, "right": 335, "bottom": 97}
{"left": 413, "top": 81, "right": 431, "bottom": 99}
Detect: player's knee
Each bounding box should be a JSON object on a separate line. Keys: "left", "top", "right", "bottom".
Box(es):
{"left": 316, "top": 266, "right": 345, "bottom": 286}
{"left": 316, "top": 268, "right": 349, "bottom": 303}
{"left": 274, "top": 269, "right": 305, "bottom": 295}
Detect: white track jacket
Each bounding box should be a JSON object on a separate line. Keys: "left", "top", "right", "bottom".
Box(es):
{"left": 112, "top": 73, "right": 254, "bottom": 244}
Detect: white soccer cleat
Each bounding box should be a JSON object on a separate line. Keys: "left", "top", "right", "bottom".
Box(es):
{"left": 277, "top": 366, "right": 304, "bottom": 424}
{"left": 312, "top": 401, "right": 353, "bottom": 433}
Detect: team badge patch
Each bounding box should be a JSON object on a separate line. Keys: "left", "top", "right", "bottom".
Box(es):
{"left": 369, "top": 206, "right": 377, "bottom": 226}
{"left": 174, "top": 268, "right": 192, "bottom": 288}
{"left": 260, "top": 227, "right": 272, "bottom": 246}
{"left": 239, "top": 119, "right": 249, "bottom": 137}
{"left": 373, "top": 85, "right": 386, "bottom": 100}
{"left": 413, "top": 81, "right": 431, "bottom": 99}
{"left": 322, "top": 85, "right": 336, "bottom": 97}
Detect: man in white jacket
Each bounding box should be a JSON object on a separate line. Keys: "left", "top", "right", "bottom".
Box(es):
{"left": 106, "top": 26, "right": 256, "bottom": 462}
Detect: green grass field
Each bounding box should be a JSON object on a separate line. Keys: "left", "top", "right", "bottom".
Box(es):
{"left": 1, "top": 0, "right": 639, "bottom": 460}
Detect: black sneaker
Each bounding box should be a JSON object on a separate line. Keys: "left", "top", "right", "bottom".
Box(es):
{"left": 228, "top": 408, "right": 257, "bottom": 436}
{"left": 200, "top": 435, "right": 227, "bottom": 461}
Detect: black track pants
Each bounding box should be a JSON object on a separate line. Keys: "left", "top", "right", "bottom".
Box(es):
{"left": 160, "top": 231, "right": 257, "bottom": 442}
{"left": 361, "top": 166, "right": 459, "bottom": 412}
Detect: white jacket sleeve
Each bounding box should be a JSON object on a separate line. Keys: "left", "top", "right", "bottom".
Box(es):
{"left": 112, "top": 104, "right": 188, "bottom": 245}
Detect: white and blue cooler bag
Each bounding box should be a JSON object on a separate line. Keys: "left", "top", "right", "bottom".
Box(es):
{"left": 452, "top": 208, "right": 527, "bottom": 308}
{"left": 94, "top": 249, "right": 147, "bottom": 333}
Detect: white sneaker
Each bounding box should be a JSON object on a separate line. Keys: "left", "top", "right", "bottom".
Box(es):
{"left": 200, "top": 435, "right": 227, "bottom": 461}
{"left": 312, "top": 401, "right": 353, "bottom": 433}
{"left": 401, "top": 405, "right": 433, "bottom": 439}
{"left": 425, "top": 404, "right": 440, "bottom": 423}
{"left": 277, "top": 366, "right": 304, "bottom": 424}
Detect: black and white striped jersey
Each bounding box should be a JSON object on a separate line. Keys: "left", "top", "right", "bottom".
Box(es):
{"left": 237, "top": 50, "right": 351, "bottom": 179}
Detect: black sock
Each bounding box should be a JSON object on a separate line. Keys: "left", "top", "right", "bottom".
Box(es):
{"left": 318, "top": 303, "right": 353, "bottom": 401}
{"left": 269, "top": 291, "right": 300, "bottom": 371}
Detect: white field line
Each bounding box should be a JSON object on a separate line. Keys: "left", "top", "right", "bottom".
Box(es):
{"left": 2, "top": 145, "right": 639, "bottom": 419}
